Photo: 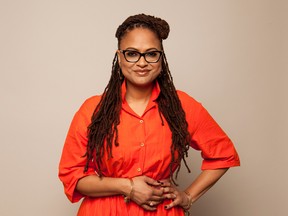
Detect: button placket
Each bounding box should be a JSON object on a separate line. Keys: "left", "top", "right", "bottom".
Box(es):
{"left": 136, "top": 119, "right": 145, "bottom": 175}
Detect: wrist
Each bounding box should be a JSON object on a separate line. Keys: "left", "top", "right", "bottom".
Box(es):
{"left": 123, "top": 178, "right": 134, "bottom": 203}
{"left": 182, "top": 190, "right": 193, "bottom": 210}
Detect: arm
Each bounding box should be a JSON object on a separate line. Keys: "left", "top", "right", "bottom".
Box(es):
{"left": 184, "top": 168, "right": 228, "bottom": 203}
{"left": 76, "top": 175, "right": 168, "bottom": 211}
{"left": 164, "top": 168, "right": 228, "bottom": 210}
{"left": 162, "top": 93, "right": 239, "bottom": 210}
{"left": 76, "top": 175, "right": 130, "bottom": 197}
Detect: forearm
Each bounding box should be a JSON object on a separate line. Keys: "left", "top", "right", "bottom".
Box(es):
{"left": 185, "top": 168, "right": 229, "bottom": 203}
{"left": 76, "top": 175, "right": 131, "bottom": 197}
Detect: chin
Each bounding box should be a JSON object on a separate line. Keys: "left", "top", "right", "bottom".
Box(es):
{"left": 130, "top": 79, "right": 155, "bottom": 88}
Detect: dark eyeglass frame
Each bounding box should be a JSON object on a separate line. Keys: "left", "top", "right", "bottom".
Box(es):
{"left": 119, "top": 49, "right": 163, "bottom": 63}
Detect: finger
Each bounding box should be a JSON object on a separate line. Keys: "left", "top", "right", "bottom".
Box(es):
{"left": 162, "top": 186, "right": 175, "bottom": 194}
{"left": 147, "top": 200, "right": 162, "bottom": 207}
{"left": 160, "top": 182, "right": 171, "bottom": 187}
{"left": 144, "top": 176, "right": 162, "bottom": 187}
{"left": 158, "top": 179, "right": 171, "bottom": 187}
{"left": 162, "top": 192, "right": 176, "bottom": 200}
{"left": 151, "top": 187, "right": 164, "bottom": 196}
{"left": 141, "top": 204, "right": 157, "bottom": 211}
{"left": 150, "top": 195, "right": 165, "bottom": 201}
{"left": 150, "top": 200, "right": 162, "bottom": 206}
{"left": 164, "top": 199, "right": 180, "bottom": 210}
{"left": 149, "top": 195, "right": 166, "bottom": 206}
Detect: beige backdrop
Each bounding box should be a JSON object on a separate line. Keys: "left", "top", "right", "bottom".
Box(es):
{"left": 0, "top": 0, "right": 287, "bottom": 215}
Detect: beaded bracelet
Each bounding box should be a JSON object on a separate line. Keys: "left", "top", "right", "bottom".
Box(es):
{"left": 123, "top": 178, "right": 134, "bottom": 203}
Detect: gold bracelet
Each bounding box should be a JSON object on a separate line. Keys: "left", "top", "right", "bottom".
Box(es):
{"left": 182, "top": 190, "right": 193, "bottom": 210}
{"left": 124, "top": 178, "right": 134, "bottom": 203}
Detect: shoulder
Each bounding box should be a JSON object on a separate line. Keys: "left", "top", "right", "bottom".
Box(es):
{"left": 80, "top": 95, "right": 102, "bottom": 109}
{"left": 176, "top": 90, "right": 201, "bottom": 108}
{"left": 175, "top": 90, "right": 205, "bottom": 121}
{"left": 75, "top": 94, "right": 102, "bottom": 119}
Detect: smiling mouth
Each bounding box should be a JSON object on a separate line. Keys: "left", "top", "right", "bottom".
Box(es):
{"left": 134, "top": 70, "right": 150, "bottom": 75}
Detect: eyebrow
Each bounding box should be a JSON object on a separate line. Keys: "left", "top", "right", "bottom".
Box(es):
{"left": 123, "top": 47, "right": 160, "bottom": 52}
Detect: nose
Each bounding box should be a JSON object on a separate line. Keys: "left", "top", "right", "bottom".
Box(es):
{"left": 137, "top": 55, "right": 148, "bottom": 67}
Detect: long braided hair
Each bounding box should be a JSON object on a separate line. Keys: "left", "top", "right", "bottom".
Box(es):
{"left": 84, "top": 14, "right": 191, "bottom": 184}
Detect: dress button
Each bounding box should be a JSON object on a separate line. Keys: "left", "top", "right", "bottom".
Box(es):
{"left": 137, "top": 168, "right": 141, "bottom": 172}
{"left": 140, "top": 142, "right": 145, "bottom": 147}
{"left": 139, "top": 120, "right": 144, "bottom": 123}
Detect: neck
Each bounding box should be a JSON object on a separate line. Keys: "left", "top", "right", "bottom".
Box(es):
{"left": 125, "top": 82, "right": 154, "bottom": 103}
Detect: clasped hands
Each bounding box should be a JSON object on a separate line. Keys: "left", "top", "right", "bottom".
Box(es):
{"left": 128, "top": 175, "right": 191, "bottom": 211}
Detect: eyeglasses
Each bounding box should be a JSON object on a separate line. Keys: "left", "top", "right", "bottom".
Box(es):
{"left": 119, "top": 50, "right": 163, "bottom": 63}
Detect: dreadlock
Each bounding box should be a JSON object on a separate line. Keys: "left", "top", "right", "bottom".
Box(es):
{"left": 84, "top": 14, "right": 191, "bottom": 185}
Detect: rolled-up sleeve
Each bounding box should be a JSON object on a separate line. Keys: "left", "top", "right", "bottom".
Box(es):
{"left": 178, "top": 91, "right": 240, "bottom": 170}
{"left": 193, "top": 106, "right": 240, "bottom": 169}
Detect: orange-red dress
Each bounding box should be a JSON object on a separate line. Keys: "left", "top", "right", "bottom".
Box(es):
{"left": 58, "top": 82, "right": 240, "bottom": 216}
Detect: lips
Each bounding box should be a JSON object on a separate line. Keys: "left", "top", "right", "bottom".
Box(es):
{"left": 134, "top": 70, "right": 150, "bottom": 73}
{"left": 134, "top": 70, "right": 150, "bottom": 76}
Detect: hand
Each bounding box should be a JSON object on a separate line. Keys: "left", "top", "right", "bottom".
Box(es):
{"left": 130, "top": 176, "right": 165, "bottom": 211}
{"left": 162, "top": 184, "right": 191, "bottom": 210}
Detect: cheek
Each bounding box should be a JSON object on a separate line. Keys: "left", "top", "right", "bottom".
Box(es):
{"left": 119, "top": 61, "right": 132, "bottom": 73}
{"left": 155, "top": 64, "right": 162, "bottom": 73}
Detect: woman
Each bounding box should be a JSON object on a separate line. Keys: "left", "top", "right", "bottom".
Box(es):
{"left": 59, "top": 14, "right": 240, "bottom": 215}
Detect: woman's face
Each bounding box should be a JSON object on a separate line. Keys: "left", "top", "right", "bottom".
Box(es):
{"left": 117, "top": 28, "right": 162, "bottom": 88}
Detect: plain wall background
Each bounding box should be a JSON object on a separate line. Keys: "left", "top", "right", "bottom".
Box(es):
{"left": 0, "top": 0, "right": 287, "bottom": 215}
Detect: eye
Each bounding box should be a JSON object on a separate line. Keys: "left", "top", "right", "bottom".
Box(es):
{"left": 125, "top": 50, "right": 139, "bottom": 57}
{"left": 146, "top": 51, "right": 158, "bottom": 57}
